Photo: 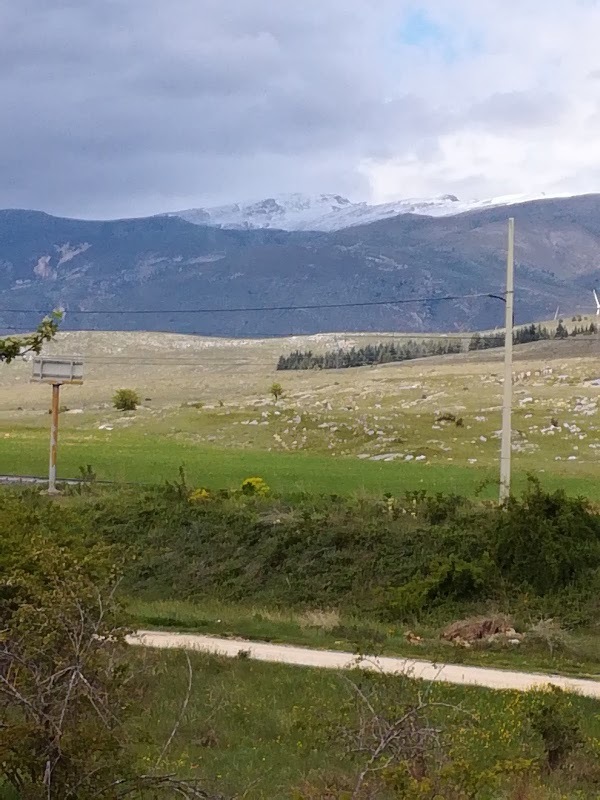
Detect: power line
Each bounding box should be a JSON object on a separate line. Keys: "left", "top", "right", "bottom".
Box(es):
{"left": 0, "top": 292, "right": 504, "bottom": 316}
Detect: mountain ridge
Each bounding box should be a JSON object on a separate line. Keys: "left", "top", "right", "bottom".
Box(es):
{"left": 1, "top": 193, "right": 600, "bottom": 337}
{"left": 167, "top": 190, "right": 576, "bottom": 232}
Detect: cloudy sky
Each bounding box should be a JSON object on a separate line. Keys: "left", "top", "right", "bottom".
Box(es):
{"left": 2, "top": 0, "right": 600, "bottom": 218}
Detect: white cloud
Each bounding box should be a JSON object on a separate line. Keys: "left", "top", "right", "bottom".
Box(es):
{"left": 365, "top": 0, "right": 600, "bottom": 201}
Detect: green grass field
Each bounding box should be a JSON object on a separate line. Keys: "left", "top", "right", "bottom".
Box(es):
{"left": 132, "top": 648, "right": 600, "bottom": 799}
{"left": 4, "top": 429, "right": 600, "bottom": 499}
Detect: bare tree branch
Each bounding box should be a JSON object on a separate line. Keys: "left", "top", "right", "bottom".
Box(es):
{"left": 156, "top": 650, "right": 194, "bottom": 770}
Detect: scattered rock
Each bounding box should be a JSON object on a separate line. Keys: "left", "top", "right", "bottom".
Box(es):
{"left": 370, "top": 453, "right": 404, "bottom": 462}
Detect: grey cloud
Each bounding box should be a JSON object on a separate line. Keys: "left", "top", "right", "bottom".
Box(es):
{"left": 467, "top": 90, "right": 566, "bottom": 130}
{"left": 0, "top": 0, "right": 454, "bottom": 217}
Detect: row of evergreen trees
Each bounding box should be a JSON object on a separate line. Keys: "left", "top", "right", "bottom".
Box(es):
{"left": 277, "top": 320, "right": 599, "bottom": 371}
{"left": 469, "top": 320, "right": 598, "bottom": 351}
{"left": 277, "top": 339, "right": 462, "bottom": 371}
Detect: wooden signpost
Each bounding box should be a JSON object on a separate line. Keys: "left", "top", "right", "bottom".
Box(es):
{"left": 32, "top": 357, "right": 84, "bottom": 493}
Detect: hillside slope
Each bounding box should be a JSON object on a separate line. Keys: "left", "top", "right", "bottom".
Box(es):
{"left": 1, "top": 195, "right": 600, "bottom": 335}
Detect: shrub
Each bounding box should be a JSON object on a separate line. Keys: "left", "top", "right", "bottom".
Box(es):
{"left": 524, "top": 687, "right": 584, "bottom": 770}
{"left": 527, "top": 619, "right": 573, "bottom": 656}
{"left": 189, "top": 487, "right": 212, "bottom": 503}
{"left": 113, "top": 388, "right": 140, "bottom": 411}
{"left": 299, "top": 609, "right": 341, "bottom": 631}
{"left": 0, "top": 516, "right": 135, "bottom": 798}
{"left": 385, "top": 555, "right": 494, "bottom": 619}
{"left": 0, "top": 492, "right": 218, "bottom": 799}
{"left": 270, "top": 382, "right": 284, "bottom": 402}
{"left": 494, "top": 480, "right": 600, "bottom": 594}
{"left": 48, "top": 405, "right": 69, "bottom": 413}
{"left": 14, "top": 479, "right": 600, "bottom": 627}
{"left": 241, "top": 476, "right": 270, "bottom": 496}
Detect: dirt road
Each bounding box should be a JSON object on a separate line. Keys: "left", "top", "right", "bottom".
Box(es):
{"left": 129, "top": 630, "right": 600, "bottom": 699}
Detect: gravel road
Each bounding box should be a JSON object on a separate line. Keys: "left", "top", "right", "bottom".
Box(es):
{"left": 129, "top": 630, "right": 600, "bottom": 699}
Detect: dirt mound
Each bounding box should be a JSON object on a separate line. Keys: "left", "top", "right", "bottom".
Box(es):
{"left": 442, "top": 615, "right": 518, "bottom": 647}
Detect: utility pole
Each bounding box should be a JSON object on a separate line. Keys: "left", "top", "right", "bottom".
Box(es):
{"left": 499, "top": 218, "right": 515, "bottom": 504}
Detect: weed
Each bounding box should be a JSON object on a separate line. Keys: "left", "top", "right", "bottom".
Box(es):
{"left": 527, "top": 619, "right": 573, "bottom": 656}
{"left": 299, "top": 610, "right": 341, "bottom": 632}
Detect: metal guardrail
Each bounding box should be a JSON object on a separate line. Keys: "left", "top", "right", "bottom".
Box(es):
{"left": 0, "top": 474, "right": 139, "bottom": 487}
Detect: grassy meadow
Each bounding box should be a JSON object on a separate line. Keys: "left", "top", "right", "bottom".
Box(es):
{"left": 4, "top": 316, "right": 600, "bottom": 800}
{"left": 2, "top": 327, "right": 600, "bottom": 497}
{"left": 129, "top": 648, "right": 600, "bottom": 799}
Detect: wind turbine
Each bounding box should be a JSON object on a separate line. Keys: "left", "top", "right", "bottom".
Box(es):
{"left": 594, "top": 290, "right": 600, "bottom": 317}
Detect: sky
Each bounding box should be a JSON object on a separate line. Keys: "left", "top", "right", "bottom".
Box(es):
{"left": 2, "top": 0, "right": 600, "bottom": 218}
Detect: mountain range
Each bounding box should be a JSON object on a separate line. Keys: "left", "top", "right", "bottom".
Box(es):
{"left": 1, "top": 192, "right": 600, "bottom": 338}
{"left": 167, "top": 191, "right": 567, "bottom": 232}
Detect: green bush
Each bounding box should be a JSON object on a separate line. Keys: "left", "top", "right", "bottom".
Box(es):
{"left": 5, "top": 481, "right": 600, "bottom": 627}
{"left": 0, "top": 494, "right": 134, "bottom": 798}
{"left": 494, "top": 479, "right": 600, "bottom": 594}
{"left": 385, "top": 555, "right": 495, "bottom": 619}
{"left": 113, "top": 388, "right": 140, "bottom": 411}
{"left": 269, "top": 382, "right": 283, "bottom": 402}
{"left": 241, "top": 476, "right": 270, "bottom": 496}
{"left": 524, "top": 686, "right": 584, "bottom": 770}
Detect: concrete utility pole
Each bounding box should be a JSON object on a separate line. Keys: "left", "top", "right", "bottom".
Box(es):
{"left": 499, "top": 218, "right": 515, "bottom": 504}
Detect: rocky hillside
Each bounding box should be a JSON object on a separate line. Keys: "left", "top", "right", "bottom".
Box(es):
{"left": 1, "top": 195, "right": 599, "bottom": 336}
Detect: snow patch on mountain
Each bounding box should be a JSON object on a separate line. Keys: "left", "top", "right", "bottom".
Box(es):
{"left": 168, "top": 191, "right": 576, "bottom": 232}
{"left": 171, "top": 193, "right": 354, "bottom": 231}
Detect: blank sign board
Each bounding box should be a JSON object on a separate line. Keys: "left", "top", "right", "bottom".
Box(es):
{"left": 32, "top": 357, "right": 84, "bottom": 384}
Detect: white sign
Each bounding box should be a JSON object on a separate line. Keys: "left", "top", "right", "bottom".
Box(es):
{"left": 32, "top": 357, "right": 84, "bottom": 384}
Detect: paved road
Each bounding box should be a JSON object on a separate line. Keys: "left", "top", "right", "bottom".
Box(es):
{"left": 129, "top": 630, "right": 600, "bottom": 699}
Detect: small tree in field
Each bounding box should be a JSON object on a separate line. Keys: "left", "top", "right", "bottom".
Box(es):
{"left": 270, "top": 382, "right": 283, "bottom": 402}
{"left": 113, "top": 388, "right": 140, "bottom": 411}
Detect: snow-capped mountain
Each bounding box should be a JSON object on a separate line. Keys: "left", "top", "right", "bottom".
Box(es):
{"left": 169, "top": 191, "right": 572, "bottom": 232}
{"left": 170, "top": 193, "right": 354, "bottom": 230}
